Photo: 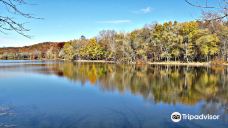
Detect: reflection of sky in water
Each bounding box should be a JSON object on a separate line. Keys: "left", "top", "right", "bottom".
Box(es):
{"left": 0, "top": 61, "right": 227, "bottom": 128}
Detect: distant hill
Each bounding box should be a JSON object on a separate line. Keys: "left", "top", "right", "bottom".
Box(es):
{"left": 0, "top": 42, "right": 65, "bottom": 54}
{"left": 0, "top": 42, "right": 65, "bottom": 59}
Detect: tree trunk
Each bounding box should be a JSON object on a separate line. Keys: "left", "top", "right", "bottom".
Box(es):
{"left": 185, "top": 36, "right": 189, "bottom": 62}
{"left": 225, "top": 43, "right": 228, "bottom": 61}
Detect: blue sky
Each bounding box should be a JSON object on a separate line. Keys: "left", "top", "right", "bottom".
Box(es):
{"left": 0, "top": 0, "right": 211, "bottom": 47}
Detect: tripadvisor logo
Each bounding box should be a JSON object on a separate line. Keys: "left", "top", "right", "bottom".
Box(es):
{"left": 171, "top": 112, "right": 182, "bottom": 122}
{"left": 171, "top": 112, "right": 220, "bottom": 123}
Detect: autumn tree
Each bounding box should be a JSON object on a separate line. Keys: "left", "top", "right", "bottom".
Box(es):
{"left": 63, "top": 42, "right": 74, "bottom": 60}
{"left": 97, "top": 30, "right": 117, "bottom": 60}
{"left": 178, "top": 21, "right": 199, "bottom": 62}
{"left": 195, "top": 31, "right": 220, "bottom": 61}
{"left": 114, "top": 32, "right": 135, "bottom": 63}
{"left": 46, "top": 47, "right": 55, "bottom": 59}
{"left": 219, "top": 25, "right": 228, "bottom": 61}
{"left": 79, "top": 38, "right": 105, "bottom": 60}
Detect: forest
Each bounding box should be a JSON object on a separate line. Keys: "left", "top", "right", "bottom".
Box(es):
{"left": 0, "top": 20, "right": 228, "bottom": 64}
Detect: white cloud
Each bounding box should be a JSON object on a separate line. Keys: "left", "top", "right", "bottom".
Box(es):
{"left": 97, "top": 20, "right": 132, "bottom": 24}
{"left": 132, "top": 7, "right": 153, "bottom": 14}
{"left": 141, "top": 7, "right": 152, "bottom": 13}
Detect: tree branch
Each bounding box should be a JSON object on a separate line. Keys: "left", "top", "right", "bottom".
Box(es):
{"left": 0, "top": 0, "right": 41, "bottom": 38}
{"left": 185, "top": 0, "right": 215, "bottom": 8}
{"left": 185, "top": 0, "right": 228, "bottom": 21}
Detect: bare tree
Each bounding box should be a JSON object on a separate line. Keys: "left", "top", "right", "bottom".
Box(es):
{"left": 185, "top": 0, "right": 228, "bottom": 21}
{"left": 0, "top": 0, "right": 40, "bottom": 38}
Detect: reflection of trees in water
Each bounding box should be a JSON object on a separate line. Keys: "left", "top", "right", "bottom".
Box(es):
{"left": 0, "top": 62, "right": 227, "bottom": 127}
{"left": 51, "top": 63, "right": 225, "bottom": 103}
{"left": 50, "top": 63, "right": 228, "bottom": 105}
{"left": 1, "top": 62, "right": 227, "bottom": 127}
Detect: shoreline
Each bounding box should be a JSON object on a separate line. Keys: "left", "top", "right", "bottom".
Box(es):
{"left": 74, "top": 60, "right": 227, "bottom": 66}
{"left": 147, "top": 62, "right": 211, "bottom": 66}
{"left": 0, "top": 59, "right": 228, "bottom": 66}
{"left": 73, "top": 60, "right": 115, "bottom": 63}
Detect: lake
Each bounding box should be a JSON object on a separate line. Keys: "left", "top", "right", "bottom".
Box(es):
{"left": 0, "top": 60, "right": 227, "bottom": 128}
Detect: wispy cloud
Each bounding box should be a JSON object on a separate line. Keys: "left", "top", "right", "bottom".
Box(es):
{"left": 132, "top": 7, "right": 153, "bottom": 14}
{"left": 97, "top": 20, "right": 132, "bottom": 24}
{"left": 141, "top": 7, "right": 152, "bottom": 13}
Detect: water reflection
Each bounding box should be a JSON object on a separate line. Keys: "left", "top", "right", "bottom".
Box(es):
{"left": 1, "top": 62, "right": 228, "bottom": 105}
{"left": 40, "top": 63, "right": 227, "bottom": 105}
{"left": 0, "top": 61, "right": 228, "bottom": 127}
{"left": 48, "top": 63, "right": 228, "bottom": 124}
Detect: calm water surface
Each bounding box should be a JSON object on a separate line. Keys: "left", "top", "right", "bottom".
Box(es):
{"left": 0, "top": 60, "right": 227, "bottom": 128}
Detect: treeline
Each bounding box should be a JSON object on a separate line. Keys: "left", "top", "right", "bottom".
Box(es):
{"left": 0, "top": 42, "right": 64, "bottom": 60}
{"left": 1, "top": 20, "right": 228, "bottom": 63}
